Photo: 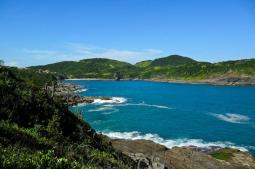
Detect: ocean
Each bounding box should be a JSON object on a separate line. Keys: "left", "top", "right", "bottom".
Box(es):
{"left": 68, "top": 80, "right": 255, "bottom": 155}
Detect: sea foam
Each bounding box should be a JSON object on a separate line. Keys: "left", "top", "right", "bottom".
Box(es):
{"left": 72, "top": 103, "right": 87, "bottom": 107}
{"left": 88, "top": 106, "right": 119, "bottom": 114}
{"left": 102, "top": 131, "right": 248, "bottom": 152}
{"left": 104, "top": 102, "right": 171, "bottom": 109}
{"left": 102, "top": 109, "right": 119, "bottom": 115}
{"left": 211, "top": 113, "right": 250, "bottom": 124}
{"left": 88, "top": 107, "right": 113, "bottom": 112}
{"left": 73, "top": 88, "right": 88, "bottom": 93}
{"left": 93, "top": 97, "right": 127, "bottom": 104}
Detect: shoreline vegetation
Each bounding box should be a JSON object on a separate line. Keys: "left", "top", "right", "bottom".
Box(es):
{"left": 1, "top": 65, "right": 255, "bottom": 169}
{"left": 0, "top": 66, "right": 137, "bottom": 169}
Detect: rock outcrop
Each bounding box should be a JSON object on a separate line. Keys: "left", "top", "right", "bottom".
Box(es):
{"left": 148, "top": 76, "right": 255, "bottom": 86}
{"left": 111, "top": 139, "right": 255, "bottom": 169}
{"left": 203, "top": 76, "right": 255, "bottom": 86}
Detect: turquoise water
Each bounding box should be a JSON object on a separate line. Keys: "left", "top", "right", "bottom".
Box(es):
{"left": 68, "top": 80, "right": 255, "bottom": 155}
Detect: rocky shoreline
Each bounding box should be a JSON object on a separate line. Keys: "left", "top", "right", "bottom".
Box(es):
{"left": 108, "top": 138, "right": 255, "bottom": 169}
{"left": 51, "top": 83, "right": 116, "bottom": 106}
{"left": 145, "top": 76, "right": 255, "bottom": 86}
{"left": 54, "top": 83, "right": 85, "bottom": 93}
{"left": 65, "top": 76, "right": 255, "bottom": 86}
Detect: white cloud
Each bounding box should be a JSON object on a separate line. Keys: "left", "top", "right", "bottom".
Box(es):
{"left": 23, "top": 49, "right": 60, "bottom": 55}
{"left": 22, "top": 43, "right": 164, "bottom": 66}
{"left": 144, "top": 49, "right": 163, "bottom": 54}
{"left": 22, "top": 49, "right": 65, "bottom": 59}
{"left": 4, "top": 61, "right": 18, "bottom": 67}
{"left": 64, "top": 42, "right": 163, "bottom": 63}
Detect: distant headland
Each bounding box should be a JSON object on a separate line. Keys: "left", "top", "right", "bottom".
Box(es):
{"left": 28, "top": 55, "right": 255, "bottom": 86}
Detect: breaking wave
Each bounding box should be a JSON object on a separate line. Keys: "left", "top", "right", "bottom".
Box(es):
{"left": 93, "top": 97, "right": 127, "bottom": 104}
{"left": 73, "top": 88, "right": 88, "bottom": 93}
{"left": 102, "top": 131, "right": 248, "bottom": 152}
{"left": 104, "top": 102, "right": 171, "bottom": 109}
{"left": 211, "top": 113, "right": 250, "bottom": 124}
{"left": 72, "top": 103, "right": 87, "bottom": 107}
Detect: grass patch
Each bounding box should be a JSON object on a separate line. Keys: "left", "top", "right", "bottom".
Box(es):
{"left": 210, "top": 148, "right": 237, "bottom": 161}
{"left": 0, "top": 121, "right": 51, "bottom": 149}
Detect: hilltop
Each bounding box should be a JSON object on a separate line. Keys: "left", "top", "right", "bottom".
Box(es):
{"left": 29, "top": 55, "right": 255, "bottom": 85}
{"left": 148, "top": 55, "right": 197, "bottom": 66}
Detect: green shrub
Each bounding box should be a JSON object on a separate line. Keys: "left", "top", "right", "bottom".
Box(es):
{"left": 0, "top": 66, "right": 136, "bottom": 169}
{"left": 0, "top": 148, "right": 81, "bottom": 169}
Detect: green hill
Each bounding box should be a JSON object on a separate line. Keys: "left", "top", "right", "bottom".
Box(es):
{"left": 138, "top": 58, "right": 255, "bottom": 80}
{"left": 29, "top": 55, "right": 255, "bottom": 82}
{"left": 149, "top": 55, "right": 197, "bottom": 67}
{"left": 134, "top": 60, "right": 152, "bottom": 68}
{"left": 30, "top": 58, "right": 139, "bottom": 79}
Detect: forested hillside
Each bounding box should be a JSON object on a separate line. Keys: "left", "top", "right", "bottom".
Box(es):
{"left": 0, "top": 66, "right": 136, "bottom": 169}
{"left": 30, "top": 58, "right": 139, "bottom": 79}
{"left": 29, "top": 55, "right": 255, "bottom": 81}
{"left": 137, "top": 56, "right": 255, "bottom": 80}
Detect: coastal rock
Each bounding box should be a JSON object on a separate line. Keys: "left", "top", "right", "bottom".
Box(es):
{"left": 61, "top": 95, "right": 113, "bottom": 106}
{"left": 54, "top": 83, "right": 84, "bottom": 93}
{"left": 110, "top": 139, "right": 255, "bottom": 169}
{"left": 51, "top": 83, "right": 117, "bottom": 106}
{"left": 145, "top": 76, "right": 255, "bottom": 86}
{"left": 203, "top": 76, "right": 255, "bottom": 86}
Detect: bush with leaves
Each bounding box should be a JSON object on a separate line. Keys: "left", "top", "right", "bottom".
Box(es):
{"left": 0, "top": 66, "right": 136, "bottom": 169}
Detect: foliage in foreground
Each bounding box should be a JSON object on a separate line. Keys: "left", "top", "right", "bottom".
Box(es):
{"left": 0, "top": 66, "right": 135, "bottom": 169}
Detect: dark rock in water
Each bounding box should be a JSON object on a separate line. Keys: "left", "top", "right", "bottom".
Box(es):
{"left": 61, "top": 95, "right": 113, "bottom": 106}
{"left": 100, "top": 96, "right": 112, "bottom": 100}
{"left": 114, "top": 71, "right": 123, "bottom": 81}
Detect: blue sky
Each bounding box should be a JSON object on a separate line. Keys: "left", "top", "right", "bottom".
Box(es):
{"left": 0, "top": 0, "right": 254, "bottom": 67}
